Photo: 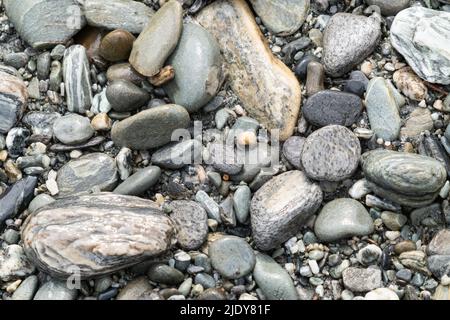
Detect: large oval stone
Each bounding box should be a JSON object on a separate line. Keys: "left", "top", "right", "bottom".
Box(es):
{"left": 111, "top": 104, "right": 190, "bottom": 150}
{"left": 21, "top": 193, "right": 176, "bottom": 279}
{"left": 250, "top": 170, "right": 323, "bottom": 250}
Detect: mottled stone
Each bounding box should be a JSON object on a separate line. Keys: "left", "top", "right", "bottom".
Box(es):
{"left": 342, "top": 267, "right": 382, "bottom": 292}
{"left": 22, "top": 112, "right": 60, "bottom": 140}
{"left": 106, "top": 63, "right": 145, "bottom": 85}
{"left": 301, "top": 125, "right": 361, "bottom": 181}
{"left": 113, "top": 166, "right": 161, "bottom": 196}
{"left": 148, "top": 264, "right": 184, "bottom": 285}
{"left": 22, "top": 193, "right": 175, "bottom": 279}
{"left": 390, "top": 7, "right": 450, "bottom": 84}
{"left": 197, "top": 0, "right": 301, "bottom": 141}
{"left": 393, "top": 67, "right": 428, "bottom": 101}
{"left": 0, "top": 71, "right": 28, "bottom": 134}
{"left": 106, "top": 80, "right": 150, "bottom": 112}
{"left": 0, "top": 176, "right": 37, "bottom": 225}
{"left": 0, "top": 245, "right": 35, "bottom": 282}
{"left": 116, "top": 277, "right": 153, "bottom": 300}
{"left": 250, "top": 170, "right": 322, "bottom": 250}
{"left": 151, "top": 139, "right": 203, "bottom": 170}
{"left": 428, "top": 230, "right": 450, "bottom": 256}
{"left": 53, "top": 114, "right": 94, "bottom": 145}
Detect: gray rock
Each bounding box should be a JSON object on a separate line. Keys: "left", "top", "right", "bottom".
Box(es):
{"left": 0, "top": 176, "right": 38, "bottom": 225}
{"left": 195, "top": 190, "right": 222, "bottom": 223}
{"left": 22, "top": 193, "right": 175, "bottom": 279}
{"left": 390, "top": 7, "right": 450, "bottom": 85}
{"left": 4, "top": 52, "right": 29, "bottom": 69}
{"left": 49, "top": 61, "right": 63, "bottom": 92}
{"left": 129, "top": 0, "right": 182, "bottom": 77}
{"left": 342, "top": 267, "right": 382, "bottom": 292}
{"left": 3, "top": 229, "right": 20, "bottom": 244}
{"left": 116, "top": 276, "right": 153, "bottom": 300}
{"left": 37, "top": 52, "right": 51, "bottom": 80}
{"left": 23, "top": 111, "right": 60, "bottom": 139}
{"left": 0, "top": 71, "right": 28, "bottom": 134}
{"left": 56, "top": 153, "right": 118, "bottom": 196}
{"left": 231, "top": 142, "right": 272, "bottom": 183}
{"left": 400, "top": 108, "right": 433, "bottom": 139}
{"left": 148, "top": 264, "right": 184, "bottom": 285}
{"left": 428, "top": 229, "right": 450, "bottom": 256}
{"left": 27, "top": 78, "right": 40, "bottom": 100}
{"left": 151, "top": 139, "right": 203, "bottom": 169}
{"left": 0, "top": 245, "right": 35, "bottom": 282}
{"left": 215, "top": 109, "right": 230, "bottom": 130}
{"left": 233, "top": 184, "right": 251, "bottom": 224}
{"left": 302, "top": 90, "right": 363, "bottom": 127}
{"left": 249, "top": 0, "right": 310, "bottom": 36}
{"left": 6, "top": 127, "right": 30, "bottom": 157}
{"left": 314, "top": 198, "right": 374, "bottom": 242}
{"left": 169, "top": 200, "right": 208, "bottom": 250}
{"left": 28, "top": 194, "right": 55, "bottom": 214}
{"left": 91, "top": 88, "right": 112, "bottom": 114}
{"left": 106, "top": 80, "right": 150, "bottom": 112}
{"left": 106, "top": 62, "right": 145, "bottom": 85}
{"left": 3, "top": 0, "right": 86, "bottom": 49}
{"left": 34, "top": 280, "right": 78, "bottom": 300}
{"left": 301, "top": 125, "right": 361, "bottom": 181}
{"left": 53, "top": 114, "right": 94, "bottom": 145}
{"left": 364, "top": 0, "right": 409, "bottom": 16}
{"left": 113, "top": 166, "right": 161, "bottom": 196}
{"left": 381, "top": 211, "right": 407, "bottom": 231}
{"left": 63, "top": 45, "right": 93, "bottom": 114}
{"left": 209, "top": 236, "right": 255, "bottom": 279}
{"left": 253, "top": 253, "right": 298, "bottom": 300}
{"left": 427, "top": 255, "right": 450, "bottom": 279}
{"left": 51, "top": 44, "right": 66, "bottom": 60}
{"left": 195, "top": 273, "right": 216, "bottom": 289}
{"left": 250, "top": 170, "right": 322, "bottom": 250}
{"left": 323, "top": 13, "right": 381, "bottom": 77}
{"left": 111, "top": 104, "right": 190, "bottom": 150}
{"left": 357, "top": 244, "right": 382, "bottom": 266}
{"left": 81, "top": 0, "right": 154, "bottom": 34}
{"left": 282, "top": 136, "right": 305, "bottom": 169}
{"left": 49, "top": 136, "right": 105, "bottom": 152}
{"left": 365, "top": 77, "right": 403, "bottom": 141}
{"left": 12, "top": 275, "right": 39, "bottom": 300}
{"left": 205, "top": 142, "right": 243, "bottom": 175}
{"left": 164, "top": 23, "right": 223, "bottom": 113}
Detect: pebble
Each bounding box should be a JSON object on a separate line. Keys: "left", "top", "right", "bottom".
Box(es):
{"left": 205, "top": 142, "right": 242, "bottom": 175}
{"left": 250, "top": 170, "right": 322, "bottom": 250}
{"left": 195, "top": 273, "right": 216, "bottom": 289}
{"left": 0, "top": 71, "right": 28, "bottom": 134}
{"left": 314, "top": 198, "right": 374, "bottom": 242}
{"left": 381, "top": 211, "right": 407, "bottom": 231}
{"left": 295, "top": 55, "right": 320, "bottom": 80}
{"left": 106, "top": 80, "right": 150, "bottom": 112}
{"left": 0, "top": 244, "right": 35, "bottom": 282}
{"left": 196, "top": 190, "right": 222, "bottom": 223}
{"left": 151, "top": 140, "right": 203, "bottom": 170}
{"left": 433, "top": 285, "right": 450, "bottom": 300}
{"left": 342, "top": 267, "right": 382, "bottom": 292}
{"left": 91, "top": 113, "right": 112, "bottom": 131}
{"left": 0, "top": 176, "right": 37, "bottom": 225}
{"left": 34, "top": 280, "right": 78, "bottom": 300}
{"left": 11, "top": 275, "right": 39, "bottom": 300}
{"left": 106, "top": 62, "right": 144, "bottom": 85}
{"left": 100, "top": 29, "right": 135, "bottom": 62}
{"left": 357, "top": 244, "right": 382, "bottom": 266}
{"left": 348, "top": 179, "right": 372, "bottom": 200}
{"left": 365, "top": 287, "right": 399, "bottom": 300}
{"left": 301, "top": 125, "right": 361, "bottom": 181}
{"left": 232, "top": 184, "right": 251, "bottom": 224}
{"left": 113, "top": 166, "right": 161, "bottom": 196}
{"left": 148, "top": 264, "right": 185, "bottom": 285}
{"left": 394, "top": 241, "right": 417, "bottom": 255}
{"left": 400, "top": 108, "right": 433, "bottom": 139}
{"left": 393, "top": 67, "right": 428, "bottom": 101}
{"left": 53, "top": 114, "right": 94, "bottom": 145}
{"left": 282, "top": 136, "right": 305, "bottom": 169}
{"left": 116, "top": 277, "right": 152, "bottom": 300}
{"left": 28, "top": 193, "right": 55, "bottom": 213}
{"left": 5, "top": 52, "right": 29, "bottom": 69}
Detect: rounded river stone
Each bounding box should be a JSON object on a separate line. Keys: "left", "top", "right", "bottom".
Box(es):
{"left": 106, "top": 80, "right": 150, "bottom": 112}
{"left": 53, "top": 113, "right": 94, "bottom": 145}
{"left": 113, "top": 166, "right": 161, "bottom": 196}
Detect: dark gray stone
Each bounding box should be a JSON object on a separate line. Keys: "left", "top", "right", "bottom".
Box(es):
{"left": 0, "top": 176, "right": 37, "bottom": 225}
{"left": 106, "top": 80, "right": 150, "bottom": 112}
{"left": 151, "top": 140, "right": 203, "bottom": 170}
{"left": 148, "top": 264, "right": 184, "bottom": 285}
{"left": 0, "top": 71, "right": 28, "bottom": 134}
{"left": 113, "top": 166, "right": 161, "bottom": 196}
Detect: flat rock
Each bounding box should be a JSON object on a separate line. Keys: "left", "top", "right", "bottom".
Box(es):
{"left": 427, "top": 229, "right": 450, "bottom": 256}
{"left": 323, "top": 13, "right": 381, "bottom": 77}
{"left": 4, "top": 0, "right": 86, "bottom": 49}
{"left": 0, "top": 176, "right": 37, "bottom": 225}
{"left": 169, "top": 200, "right": 208, "bottom": 250}
{"left": 390, "top": 7, "right": 450, "bottom": 84}
{"left": 253, "top": 253, "right": 298, "bottom": 300}
{"left": 56, "top": 153, "right": 118, "bottom": 196}
{"left": 33, "top": 280, "right": 77, "bottom": 300}
{"left": 63, "top": 45, "right": 93, "bottom": 114}
{"left": 164, "top": 23, "right": 223, "bottom": 112}
{"left": 301, "top": 125, "right": 361, "bottom": 181}
{"left": 0, "top": 245, "right": 35, "bottom": 282}
{"left": 302, "top": 90, "right": 363, "bottom": 127}
{"left": 364, "top": 0, "right": 409, "bottom": 16}
{"left": 314, "top": 198, "right": 374, "bottom": 242}
{"left": 250, "top": 170, "right": 323, "bottom": 250}
{"left": 0, "top": 71, "right": 28, "bottom": 134}
{"left": 113, "top": 166, "right": 161, "bottom": 196}
{"left": 111, "top": 104, "right": 190, "bottom": 150}
{"left": 81, "top": 0, "right": 154, "bottom": 34}
{"left": 22, "top": 193, "right": 176, "bottom": 279}
{"left": 151, "top": 139, "right": 203, "bottom": 169}
{"left": 196, "top": 0, "right": 301, "bottom": 141}
{"left": 209, "top": 236, "right": 255, "bottom": 279}
{"left": 129, "top": 0, "right": 182, "bottom": 77}
{"left": 342, "top": 267, "right": 382, "bottom": 292}
{"left": 53, "top": 114, "right": 94, "bottom": 145}
{"left": 106, "top": 80, "right": 150, "bottom": 112}
{"left": 249, "top": 0, "right": 310, "bottom": 36}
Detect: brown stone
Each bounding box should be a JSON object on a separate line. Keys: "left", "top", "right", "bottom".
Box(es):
{"left": 100, "top": 29, "right": 135, "bottom": 62}
{"left": 106, "top": 63, "right": 145, "bottom": 85}
{"left": 74, "top": 26, "right": 107, "bottom": 68}
{"left": 149, "top": 65, "right": 175, "bottom": 86}
{"left": 393, "top": 67, "right": 428, "bottom": 101}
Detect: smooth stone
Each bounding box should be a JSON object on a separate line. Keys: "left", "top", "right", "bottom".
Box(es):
{"left": 91, "top": 88, "right": 112, "bottom": 114}
{"left": 394, "top": 241, "right": 416, "bottom": 255}
{"left": 233, "top": 185, "right": 251, "bottom": 224}
{"left": 294, "top": 54, "right": 320, "bottom": 80}
{"left": 56, "top": 153, "right": 118, "bottom": 196}
{"left": 63, "top": 45, "right": 93, "bottom": 114}
{"left": 0, "top": 176, "right": 37, "bottom": 225}
{"left": 197, "top": 288, "right": 227, "bottom": 300}
{"left": 113, "top": 166, "right": 161, "bottom": 196}
{"left": 418, "top": 134, "right": 450, "bottom": 177}
{"left": 205, "top": 142, "right": 243, "bottom": 175}
{"left": 12, "top": 275, "right": 39, "bottom": 300}
{"left": 365, "top": 0, "right": 409, "bottom": 16}
{"left": 427, "top": 229, "right": 450, "bottom": 256}
{"left": 169, "top": 200, "right": 208, "bottom": 250}
{"left": 0, "top": 245, "right": 35, "bottom": 282}
{"left": 250, "top": 170, "right": 322, "bottom": 250}
{"left": 433, "top": 285, "right": 450, "bottom": 301}
{"left": 390, "top": 7, "right": 450, "bottom": 84}
{"left": 365, "top": 77, "right": 403, "bottom": 141}
{"left": 301, "top": 125, "right": 361, "bottom": 181}
{"left": 253, "top": 253, "right": 298, "bottom": 300}
{"left": 5, "top": 52, "right": 29, "bottom": 69}
{"left": 49, "top": 136, "right": 105, "bottom": 152}
{"left": 37, "top": 52, "right": 51, "bottom": 80}
{"left": 34, "top": 280, "right": 78, "bottom": 300}
{"left": 195, "top": 273, "right": 215, "bottom": 289}
{"left": 348, "top": 179, "right": 371, "bottom": 200}
{"left": 427, "top": 255, "right": 450, "bottom": 278}
{"left": 393, "top": 67, "right": 428, "bottom": 101}
{"left": 6, "top": 127, "right": 30, "bottom": 157}
{"left": 400, "top": 108, "right": 433, "bottom": 139}
{"left": 116, "top": 277, "right": 152, "bottom": 300}
{"left": 22, "top": 193, "right": 175, "bottom": 279}
{"left": 28, "top": 194, "right": 55, "bottom": 213}
{"left": 148, "top": 264, "right": 184, "bottom": 285}
{"left": 81, "top": 0, "right": 154, "bottom": 34}
{"left": 106, "top": 63, "right": 144, "bottom": 85}
{"left": 342, "top": 267, "right": 382, "bottom": 292}
{"left": 365, "top": 288, "right": 399, "bottom": 300}
{"left": 357, "top": 244, "right": 382, "bottom": 266}
{"left": 305, "top": 61, "right": 325, "bottom": 96}
{"left": 151, "top": 139, "right": 203, "bottom": 170}
{"left": 323, "top": 13, "right": 381, "bottom": 77}
{"left": 209, "top": 236, "right": 255, "bottom": 279}
{"left": 53, "top": 114, "right": 94, "bottom": 145}
{"left": 282, "top": 136, "right": 305, "bottom": 169}
{"left": 0, "top": 71, "right": 28, "bottom": 134}
{"left": 111, "top": 104, "right": 190, "bottom": 150}
{"left": 215, "top": 109, "right": 230, "bottom": 130}
{"left": 381, "top": 211, "right": 407, "bottom": 231}
{"left": 197, "top": 0, "right": 301, "bottom": 141}
{"left": 100, "top": 29, "right": 135, "bottom": 62}
{"left": 129, "top": 0, "right": 182, "bottom": 77}
{"left": 164, "top": 23, "right": 223, "bottom": 113}
{"left": 361, "top": 149, "right": 447, "bottom": 207}
{"left": 344, "top": 71, "right": 369, "bottom": 97}
{"left": 231, "top": 142, "right": 272, "bottom": 183}
{"left": 302, "top": 90, "right": 363, "bottom": 127}
{"left": 106, "top": 80, "right": 150, "bottom": 112}
{"left": 314, "top": 198, "right": 374, "bottom": 242}
{"left": 3, "top": 0, "right": 86, "bottom": 49}
{"left": 249, "top": 0, "right": 310, "bottom": 36}
{"left": 195, "top": 190, "right": 222, "bottom": 222}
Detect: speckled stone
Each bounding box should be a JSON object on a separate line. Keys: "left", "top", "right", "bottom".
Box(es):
{"left": 342, "top": 267, "right": 382, "bottom": 292}
{"left": 282, "top": 136, "right": 305, "bottom": 169}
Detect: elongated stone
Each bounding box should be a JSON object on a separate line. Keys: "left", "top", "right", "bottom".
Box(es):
{"left": 113, "top": 166, "right": 161, "bottom": 196}
{"left": 3, "top": 0, "right": 86, "bottom": 49}
{"left": 364, "top": 0, "right": 409, "bottom": 16}
{"left": 106, "top": 80, "right": 150, "bottom": 112}
{"left": 63, "top": 45, "right": 93, "bottom": 114}
{"left": 196, "top": 0, "right": 301, "bottom": 141}
{"left": 21, "top": 193, "right": 176, "bottom": 279}
{"left": 0, "top": 176, "right": 37, "bottom": 225}
{"left": 151, "top": 139, "right": 203, "bottom": 170}
{"left": 418, "top": 133, "right": 450, "bottom": 177}
{"left": 0, "top": 71, "right": 28, "bottom": 134}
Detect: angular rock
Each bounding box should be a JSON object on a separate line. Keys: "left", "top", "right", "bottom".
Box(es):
{"left": 0, "top": 71, "right": 28, "bottom": 134}
{"left": 22, "top": 193, "right": 176, "bottom": 279}
{"left": 364, "top": 0, "right": 409, "bottom": 16}
{"left": 0, "top": 176, "right": 37, "bottom": 225}
{"left": 151, "top": 139, "right": 203, "bottom": 170}
{"left": 390, "top": 7, "right": 450, "bottom": 84}
{"left": 250, "top": 170, "right": 323, "bottom": 250}
{"left": 106, "top": 80, "right": 150, "bottom": 112}
{"left": 53, "top": 114, "right": 94, "bottom": 145}
{"left": 197, "top": 0, "right": 301, "bottom": 141}
{"left": 113, "top": 166, "right": 161, "bottom": 196}
{"left": 323, "top": 13, "right": 381, "bottom": 77}
{"left": 164, "top": 23, "right": 223, "bottom": 112}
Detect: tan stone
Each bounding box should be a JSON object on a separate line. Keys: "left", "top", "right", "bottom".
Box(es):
{"left": 400, "top": 108, "right": 433, "bottom": 138}
{"left": 393, "top": 67, "right": 428, "bottom": 101}
{"left": 91, "top": 113, "right": 112, "bottom": 131}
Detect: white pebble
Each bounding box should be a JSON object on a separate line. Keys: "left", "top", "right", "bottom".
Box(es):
{"left": 308, "top": 259, "right": 320, "bottom": 275}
